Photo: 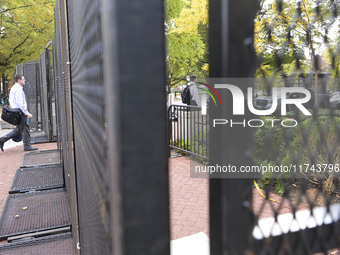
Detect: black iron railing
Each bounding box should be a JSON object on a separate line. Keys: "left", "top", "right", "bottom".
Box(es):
{"left": 168, "top": 104, "right": 209, "bottom": 160}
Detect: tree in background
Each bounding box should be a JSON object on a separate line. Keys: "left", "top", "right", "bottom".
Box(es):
{"left": 323, "top": 31, "right": 340, "bottom": 81}
{"left": 165, "top": 0, "right": 208, "bottom": 90}
{"left": 254, "top": 0, "right": 339, "bottom": 78}
{"left": 0, "top": 0, "right": 54, "bottom": 92}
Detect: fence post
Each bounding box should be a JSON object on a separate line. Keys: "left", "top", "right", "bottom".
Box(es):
{"left": 101, "top": 0, "right": 170, "bottom": 254}
{"left": 54, "top": 0, "right": 80, "bottom": 252}
{"left": 209, "top": 0, "right": 259, "bottom": 254}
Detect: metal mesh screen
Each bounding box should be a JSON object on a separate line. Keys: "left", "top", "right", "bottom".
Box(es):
{"left": 54, "top": 0, "right": 80, "bottom": 250}
{"left": 54, "top": 0, "right": 77, "bottom": 197}
{"left": 21, "top": 150, "right": 60, "bottom": 168}
{"left": 0, "top": 189, "right": 71, "bottom": 239}
{"left": 66, "top": 0, "right": 110, "bottom": 254}
{"left": 50, "top": 0, "right": 171, "bottom": 252}
{"left": 23, "top": 61, "right": 39, "bottom": 130}
{"left": 209, "top": 0, "right": 340, "bottom": 254}
{"left": 52, "top": 35, "right": 62, "bottom": 152}
{"left": 54, "top": 0, "right": 69, "bottom": 191}
{"left": 39, "top": 49, "right": 51, "bottom": 140}
{"left": 47, "top": 46, "right": 58, "bottom": 141}
{"left": 0, "top": 233, "right": 74, "bottom": 255}
{"left": 249, "top": 1, "right": 340, "bottom": 253}
{"left": 9, "top": 165, "right": 64, "bottom": 193}
{"left": 15, "top": 64, "right": 23, "bottom": 76}
{"left": 15, "top": 46, "right": 55, "bottom": 141}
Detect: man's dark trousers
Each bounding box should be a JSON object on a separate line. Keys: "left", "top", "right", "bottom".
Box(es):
{"left": 0, "top": 114, "right": 30, "bottom": 148}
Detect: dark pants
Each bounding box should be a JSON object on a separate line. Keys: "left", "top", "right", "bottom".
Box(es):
{"left": 0, "top": 114, "right": 31, "bottom": 148}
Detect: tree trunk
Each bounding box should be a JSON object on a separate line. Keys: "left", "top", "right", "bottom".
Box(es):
{"left": 1, "top": 74, "right": 4, "bottom": 96}
{"left": 315, "top": 72, "right": 318, "bottom": 107}
{"left": 309, "top": 42, "right": 318, "bottom": 107}
{"left": 334, "top": 59, "right": 340, "bottom": 91}
{"left": 168, "top": 73, "right": 172, "bottom": 95}
{"left": 4, "top": 75, "right": 9, "bottom": 97}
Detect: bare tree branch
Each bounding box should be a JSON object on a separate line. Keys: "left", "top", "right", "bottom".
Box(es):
{"left": 8, "top": 33, "right": 31, "bottom": 59}
{"left": 1, "top": 5, "right": 33, "bottom": 14}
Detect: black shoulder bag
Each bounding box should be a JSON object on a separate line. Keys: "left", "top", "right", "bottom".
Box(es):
{"left": 1, "top": 105, "right": 22, "bottom": 125}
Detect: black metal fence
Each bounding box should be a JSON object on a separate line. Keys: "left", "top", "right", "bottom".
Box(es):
{"left": 39, "top": 46, "right": 55, "bottom": 142}
{"left": 52, "top": 0, "right": 170, "bottom": 254}
{"left": 64, "top": 0, "right": 109, "bottom": 253}
{"left": 19, "top": 60, "right": 40, "bottom": 130}
{"left": 53, "top": 0, "right": 80, "bottom": 251}
{"left": 16, "top": 53, "right": 56, "bottom": 142}
{"left": 168, "top": 105, "right": 209, "bottom": 159}
{"left": 10, "top": 0, "right": 339, "bottom": 254}
{"left": 209, "top": 1, "right": 340, "bottom": 255}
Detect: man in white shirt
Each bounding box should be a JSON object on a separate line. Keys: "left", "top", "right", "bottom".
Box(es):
{"left": 0, "top": 74, "right": 38, "bottom": 151}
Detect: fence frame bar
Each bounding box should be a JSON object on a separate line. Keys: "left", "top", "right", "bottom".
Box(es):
{"left": 209, "top": 0, "right": 259, "bottom": 254}
{"left": 101, "top": 0, "right": 170, "bottom": 254}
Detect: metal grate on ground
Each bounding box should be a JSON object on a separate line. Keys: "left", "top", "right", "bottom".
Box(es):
{"left": 30, "top": 131, "right": 50, "bottom": 144}
{"left": 0, "top": 233, "right": 75, "bottom": 255}
{"left": 9, "top": 164, "right": 64, "bottom": 194}
{"left": 0, "top": 189, "right": 71, "bottom": 240}
{"left": 21, "top": 149, "right": 60, "bottom": 168}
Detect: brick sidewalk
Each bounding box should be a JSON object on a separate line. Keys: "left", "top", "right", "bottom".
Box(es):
{"left": 167, "top": 153, "right": 290, "bottom": 240}
{"left": 168, "top": 153, "right": 311, "bottom": 240}
{"left": 169, "top": 154, "right": 209, "bottom": 240}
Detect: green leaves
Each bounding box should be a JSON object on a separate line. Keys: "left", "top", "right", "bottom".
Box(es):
{"left": 165, "top": 0, "right": 208, "bottom": 86}
{"left": 254, "top": 0, "right": 339, "bottom": 77}
{"left": 0, "top": 0, "right": 54, "bottom": 76}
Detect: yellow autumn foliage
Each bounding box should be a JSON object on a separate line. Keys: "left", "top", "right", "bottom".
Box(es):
{"left": 171, "top": 0, "right": 208, "bottom": 34}
{"left": 0, "top": 0, "right": 54, "bottom": 75}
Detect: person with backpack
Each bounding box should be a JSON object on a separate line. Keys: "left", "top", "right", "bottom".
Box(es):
{"left": 181, "top": 74, "right": 200, "bottom": 106}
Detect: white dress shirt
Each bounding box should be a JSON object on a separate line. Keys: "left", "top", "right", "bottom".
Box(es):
{"left": 9, "top": 83, "right": 29, "bottom": 116}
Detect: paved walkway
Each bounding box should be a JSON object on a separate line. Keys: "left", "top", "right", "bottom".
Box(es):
{"left": 0, "top": 118, "right": 56, "bottom": 215}
{"left": 0, "top": 142, "right": 58, "bottom": 214}
{"left": 167, "top": 152, "right": 288, "bottom": 240}
{"left": 1, "top": 120, "right": 337, "bottom": 254}
{"left": 169, "top": 154, "right": 209, "bottom": 240}
{"left": 168, "top": 153, "right": 340, "bottom": 255}
{"left": 1, "top": 115, "right": 210, "bottom": 242}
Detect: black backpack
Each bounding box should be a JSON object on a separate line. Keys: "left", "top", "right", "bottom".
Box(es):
{"left": 181, "top": 85, "right": 192, "bottom": 105}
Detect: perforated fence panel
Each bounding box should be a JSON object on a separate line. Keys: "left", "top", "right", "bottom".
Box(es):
{"left": 52, "top": 36, "right": 62, "bottom": 152}
{"left": 23, "top": 61, "right": 39, "bottom": 130}
{"left": 54, "top": 0, "right": 79, "bottom": 252}
{"left": 39, "top": 49, "right": 51, "bottom": 140}
{"left": 66, "top": 0, "right": 110, "bottom": 254}
{"left": 47, "top": 47, "right": 58, "bottom": 141}
{"left": 208, "top": 0, "right": 340, "bottom": 254}
{"left": 16, "top": 64, "right": 23, "bottom": 75}
{"left": 54, "top": 0, "right": 68, "bottom": 189}
{"left": 16, "top": 46, "right": 56, "bottom": 141}
{"left": 54, "top": 0, "right": 171, "bottom": 253}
